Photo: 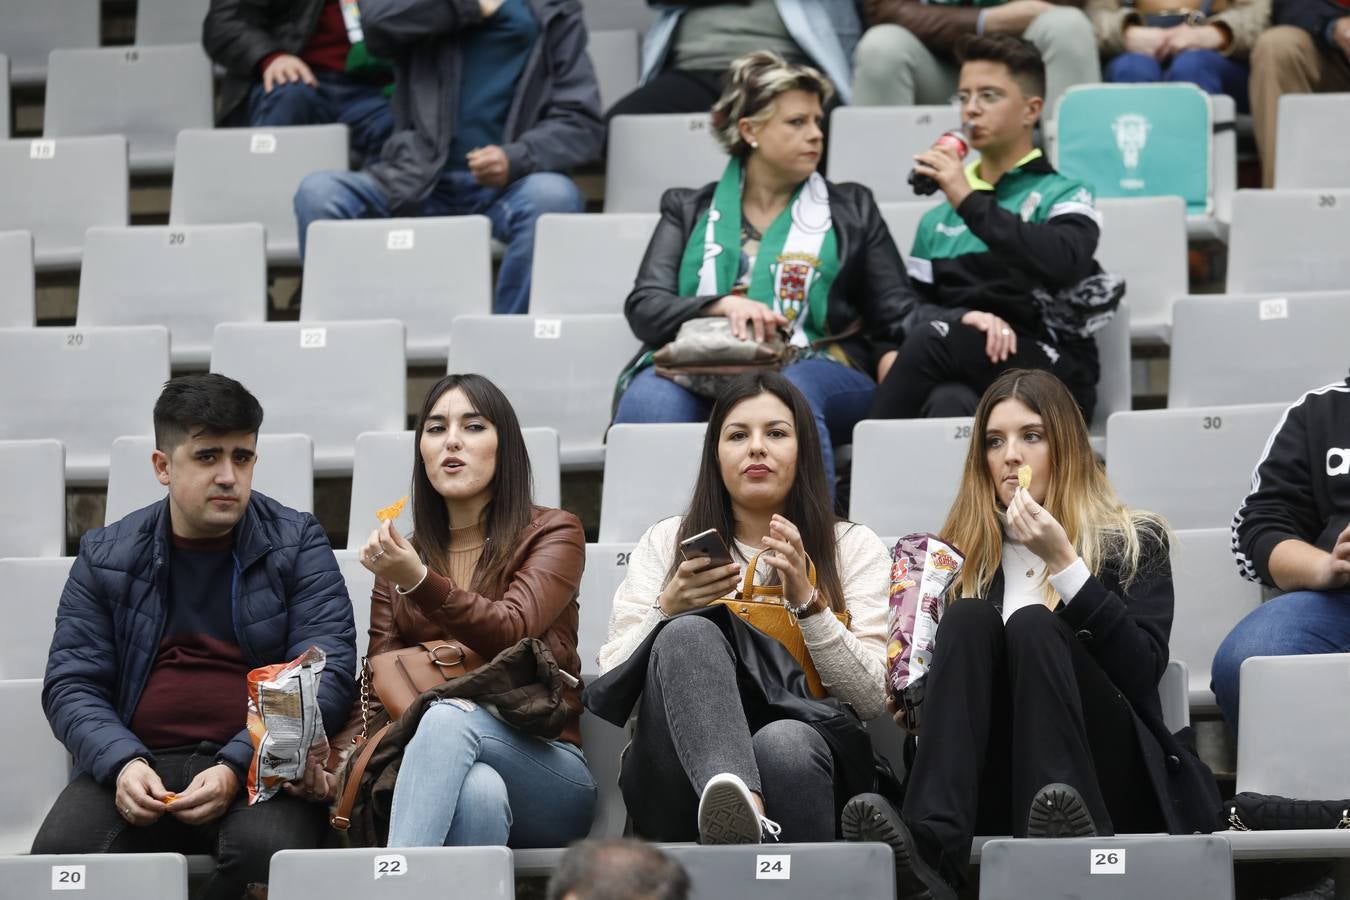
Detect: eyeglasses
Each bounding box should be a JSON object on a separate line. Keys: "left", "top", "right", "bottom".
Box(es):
{"left": 952, "top": 88, "right": 1008, "bottom": 110}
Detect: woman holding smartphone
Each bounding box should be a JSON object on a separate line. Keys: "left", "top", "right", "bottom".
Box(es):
{"left": 595, "top": 372, "right": 891, "bottom": 845}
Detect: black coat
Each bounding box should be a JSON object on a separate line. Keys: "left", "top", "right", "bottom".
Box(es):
{"left": 204, "top": 0, "right": 328, "bottom": 124}
{"left": 623, "top": 180, "right": 923, "bottom": 382}
{"left": 988, "top": 536, "right": 1222, "bottom": 835}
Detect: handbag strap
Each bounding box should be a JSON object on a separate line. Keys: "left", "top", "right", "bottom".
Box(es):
{"left": 330, "top": 721, "right": 393, "bottom": 831}
{"left": 740, "top": 549, "right": 818, "bottom": 600}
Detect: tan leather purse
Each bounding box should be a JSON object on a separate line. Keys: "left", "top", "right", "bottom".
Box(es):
{"left": 368, "top": 639, "right": 486, "bottom": 722}
{"left": 714, "top": 551, "right": 850, "bottom": 698}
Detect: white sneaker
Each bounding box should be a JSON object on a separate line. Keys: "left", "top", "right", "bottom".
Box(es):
{"left": 697, "top": 772, "right": 782, "bottom": 844}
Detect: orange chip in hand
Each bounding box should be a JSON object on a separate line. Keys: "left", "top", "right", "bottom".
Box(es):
{"left": 163, "top": 793, "right": 177, "bottom": 805}
{"left": 376, "top": 496, "right": 408, "bottom": 523}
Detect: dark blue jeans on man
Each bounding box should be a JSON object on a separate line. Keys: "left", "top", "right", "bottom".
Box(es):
{"left": 1105, "top": 48, "right": 1250, "bottom": 112}
{"left": 235, "top": 70, "right": 394, "bottom": 164}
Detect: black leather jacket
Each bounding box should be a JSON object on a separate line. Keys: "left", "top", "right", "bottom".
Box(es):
{"left": 204, "top": 0, "right": 328, "bottom": 124}
{"left": 624, "top": 179, "right": 924, "bottom": 380}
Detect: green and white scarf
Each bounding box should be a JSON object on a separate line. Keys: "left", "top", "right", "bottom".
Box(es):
{"left": 678, "top": 157, "right": 840, "bottom": 348}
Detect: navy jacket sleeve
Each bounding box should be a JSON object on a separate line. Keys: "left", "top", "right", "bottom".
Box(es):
{"left": 1273, "top": 0, "right": 1349, "bottom": 49}
{"left": 43, "top": 542, "right": 152, "bottom": 786}
{"left": 955, "top": 191, "right": 1101, "bottom": 290}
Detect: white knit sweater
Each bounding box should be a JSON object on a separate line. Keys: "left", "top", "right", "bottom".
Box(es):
{"left": 596, "top": 516, "right": 892, "bottom": 720}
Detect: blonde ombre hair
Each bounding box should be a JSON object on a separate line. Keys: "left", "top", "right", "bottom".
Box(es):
{"left": 709, "top": 51, "right": 834, "bottom": 158}
{"left": 941, "top": 369, "right": 1169, "bottom": 601}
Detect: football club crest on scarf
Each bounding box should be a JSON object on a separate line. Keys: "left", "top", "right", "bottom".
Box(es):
{"left": 773, "top": 253, "right": 821, "bottom": 325}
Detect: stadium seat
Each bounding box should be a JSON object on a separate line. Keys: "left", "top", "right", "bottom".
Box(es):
{"left": 333, "top": 549, "right": 373, "bottom": 657}
{"left": 1159, "top": 658, "right": 1190, "bottom": 733}
{"left": 0, "top": 230, "right": 34, "bottom": 327}
{"left": 44, "top": 45, "right": 213, "bottom": 175}
{"left": 1090, "top": 300, "right": 1132, "bottom": 448}
{"left": 210, "top": 320, "right": 405, "bottom": 476}
{"left": 170, "top": 125, "right": 349, "bottom": 265}
{"left": 577, "top": 543, "right": 634, "bottom": 674}
{"left": 849, "top": 417, "right": 972, "bottom": 538}
{"left": 979, "top": 835, "right": 1233, "bottom": 900}
{"left": 301, "top": 216, "right": 492, "bottom": 364}
{"left": 530, "top": 213, "right": 658, "bottom": 315}
{"left": 587, "top": 29, "right": 640, "bottom": 112}
{"left": 268, "top": 847, "right": 513, "bottom": 899}
{"left": 877, "top": 200, "right": 941, "bottom": 256}
{"left": 1273, "top": 93, "right": 1350, "bottom": 190}
{"left": 598, "top": 423, "right": 706, "bottom": 543}
{"left": 0, "top": 55, "right": 9, "bottom": 139}
{"left": 0, "top": 0, "right": 100, "bottom": 85}
{"left": 78, "top": 223, "right": 267, "bottom": 368}
{"left": 446, "top": 314, "right": 642, "bottom": 469}
{"left": 0, "top": 135, "right": 129, "bottom": 270}
{"left": 604, "top": 114, "right": 727, "bottom": 213}
{"left": 0, "top": 854, "right": 188, "bottom": 899}
{"left": 1169, "top": 528, "right": 1264, "bottom": 711}
{"left": 0, "top": 326, "right": 169, "bottom": 483}
{"left": 0, "top": 556, "right": 73, "bottom": 679}
{"left": 662, "top": 844, "right": 895, "bottom": 898}
{"left": 1237, "top": 654, "right": 1350, "bottom": 800}
{"left": 104, "top": 433, "right": 315, "bottom": 525}
{"left": 1095, "top": 196, "right": 1187, "bottom": 342}
{"left": 135, "top": 0, "right": 210, "bottom": 45}
{"left": 0, "top": 440, "right": 65, "bottom": 558}
{"left": 1168, "top": 292, "right": 1350, "bottom": 408}
{"left": 579, "top": 0, "right": 659, "bottom": 31}
{"left": 827, "top": 106, "right": 966, "bottom": 203}
{"left": 1106, "top": 403, "right": 1286, "bottom": 531}
{"left": 1226, "top": 188, "right": 1350, "bottom": 294}
{"left": 0, "top": 678, "right": 70, "bottom": 852}
{"left": 345, "top": 427, "right": 561, "bottom": 548}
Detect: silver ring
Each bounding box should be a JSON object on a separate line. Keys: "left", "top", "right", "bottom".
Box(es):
{"left": 369, "top": 550, "right": 386, "bottom": 562}
{"left": 1000, "top": 328, "right": 1011, "bottom": 336}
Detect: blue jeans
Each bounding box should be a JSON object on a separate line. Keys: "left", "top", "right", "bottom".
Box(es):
{"left": 1105, "top": 49, "right": 1250, "bottom": 113}
{"left": 293, "top": 168, "right": 583, "bottom": 314}
{"left": 238, "top": 71, "right": 394, "bottom": 164}
{"left": 1210, "top": 589, "right": 1350, "bottom": 731}
{"left": 386, "top": 699, "right": 596, "bottom": 848}
{"left": 612, "top": 358, "right": 878, "bottom": 492}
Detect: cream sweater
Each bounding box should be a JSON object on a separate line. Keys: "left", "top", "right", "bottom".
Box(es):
{"left": 596, "top": 517, "right": 892, "bottom": 720}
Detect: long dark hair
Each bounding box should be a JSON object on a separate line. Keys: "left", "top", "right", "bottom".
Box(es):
{"left": 410, "top": 374, "right": 535, "bottom": 595}
{"left": 669, "top": 373, "right": 847, "bottom": 613}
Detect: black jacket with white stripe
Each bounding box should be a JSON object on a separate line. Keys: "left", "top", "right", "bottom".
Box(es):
{"left": 1232, "top": 372, "right": 1350, "bottom": 586}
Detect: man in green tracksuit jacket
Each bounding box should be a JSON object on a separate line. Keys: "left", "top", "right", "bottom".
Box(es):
{"left": 870, "top": 35, "right": 1104, "bottom": 421}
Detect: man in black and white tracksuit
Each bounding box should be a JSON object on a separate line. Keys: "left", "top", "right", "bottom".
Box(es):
{"left": 1211, "top": 371, "right": 1350, "bottom": 731}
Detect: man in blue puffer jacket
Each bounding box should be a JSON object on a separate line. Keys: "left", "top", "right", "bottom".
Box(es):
{"left": 32, "top": 374, "right": 356, "bottom": 900}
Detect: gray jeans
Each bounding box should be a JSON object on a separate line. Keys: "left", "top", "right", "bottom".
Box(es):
{"left": 852, "top": 9, "right": 1101, "bottom": 118}
{"left": 619, "top": 615, "right": 837, "bottom": 842}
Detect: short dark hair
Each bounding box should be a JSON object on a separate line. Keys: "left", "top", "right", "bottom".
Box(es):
{"left": 956, "top": 35, "right": 1047, "bottom": 101}
{"left": 153, "top": 374, "right": 264, "bottom": 453}
{"left": 546, "top": 840, "right": 690, "bottom": 900}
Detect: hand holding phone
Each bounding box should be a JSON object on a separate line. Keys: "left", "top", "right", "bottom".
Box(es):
{"left": 659, "top": 529, "right": 740, "bottom": 615}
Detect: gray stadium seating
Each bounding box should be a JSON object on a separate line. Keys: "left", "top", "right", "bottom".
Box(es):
{"left": 979, "top": 835, "right": 1233, "bottom": 900}
{"left": 1091, "top": 300, "right": 1132, "bottom": 448}
{"left": 1160, "top": 658, "right": 1190, "bottom": 732}
{"left": 604, "top": 114, "right": 727, "bottom": 213}
{"left": 1227, "top": 188, "right": 1350, "bottom": 294}
{"left": 1168, "top": 292, "right": 1350, "bottom": 408}
{"left": 0, "top": 678, "right": 70, "bottom": 852}
{"left": 210, "top": 321, "right": 405, "bottom": 476}
{"left": 301, "top": 216, "right": 492, "bottom": 364}
{"left": 0, "top": 556, "right": 74, "bottom": 679}
{"left": 446, "top": 314, "right": 641, "bottom": 469}
{"left": 0, "top": 853, "right": 189, "bottom": 899}
{"left": 1274, "top": 93, "right": 1350, "bottom": 190}
{"left": 0, "top": 230, "right": 34, "bottom": 327}
{"left": 0, "top": 325, "right": 169, "bottom": 483}
{"left": 849, "top": 417, "right": 971, "bottom": 538}
{"left": 44, "top": 45, "right": 213, "bottom": 174}
{"left": 827, "top": 105, "right": 967, "bottom": 203}
{"left": 78, "top": 224, "right": 267, "bottom": 368}
{"left": 104, "top": 433, "right": 315, "bottom": 525}
{"left": 588, "top": 29, "right": 640, "bottom": 112}
{"left": 268, "top": 847, "right": 513, "bottom": 899}
{"left": 0, "top": 54, "right": 9, "bottom": 138}
{"left": 1095, "top": 195, "right": 1187, "bottom": 342}
{"left": 580, "top": 0, "right": 660, "bottom": 31}
{"left": 662, "top": 843, "right": 896, "bottom": 899}
{"left": 333, "top": 548, "right": 373, "bottom": 657}
{"left": 530, "top": 213, "right": 658, "bottom": 315}
{"left": 0, "top": 135, "right": 129, "bottom": 270}
{"left": 0, "top": 440, "right": 65, "bottom": 559}
{"left": 0, "top": 0, "right": 100, "bottom": 85}
{"left": 1105, "top": 403, "right": 1286, "bottom": 531}
{"left": 598, "top": 423, "right": 706, "bottom": 543}
{"left": 576, "top": 542, "right": 634, "bottom": 674}
{"left": 135, "top": 0, "right": 210, "bottom": 45}
{"left": 877, "top": 200, "right": 941, "bottom": 255}
{"left": 170, "top": 125, "right": 349, "bottom": 264}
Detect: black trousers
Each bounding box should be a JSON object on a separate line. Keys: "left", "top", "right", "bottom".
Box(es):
{"left": 901, "top": 600, "right": 1162, "bottom": 886}
{"left": 870, "top": 320, "right": 1098, "bottom": 422}
{"left": 605, "top": 69, "right": 725, "bottom": 121}
{"left": 31, "top": 743, "right": 328, "bottom": 900}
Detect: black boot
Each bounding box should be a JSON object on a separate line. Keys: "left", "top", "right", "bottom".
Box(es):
{"left": 841, "top": 793, "right": 956, "bottom": 900}
{"left": 1026, "top": 783, "right": 1099, "bottom": 838}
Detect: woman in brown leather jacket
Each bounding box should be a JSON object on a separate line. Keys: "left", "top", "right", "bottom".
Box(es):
{"left": 346, "top": 373, "right": 595, "bottom": 847}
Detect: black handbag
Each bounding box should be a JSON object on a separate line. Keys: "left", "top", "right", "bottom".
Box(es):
{"left": 1225, "top": 792, "right": 1350, "bottom": 831}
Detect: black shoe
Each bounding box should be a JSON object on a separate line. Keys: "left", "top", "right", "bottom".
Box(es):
{"left": 841, "top": 793, "right": 956, "bottom": 900}
{"left": 1026, "top": 783, "right": 1099, "bottom": 838}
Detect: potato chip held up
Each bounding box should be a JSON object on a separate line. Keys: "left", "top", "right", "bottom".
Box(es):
{"left": 1017, "top": 464, "right": 1032, "bottom": 490}
{"left": 376, "top": 495, "right": 408, "bottom": 523}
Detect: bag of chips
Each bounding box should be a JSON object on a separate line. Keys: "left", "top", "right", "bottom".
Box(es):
{"left": 886, "top": 534, "right": 964, "bottom": 730}
{"left": 246, "top": 646, "right": 330, "bottom": 804}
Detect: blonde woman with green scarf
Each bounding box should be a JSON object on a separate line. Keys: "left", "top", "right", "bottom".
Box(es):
{"left": 613, "top": 51, "right": 927, "bottom": 496}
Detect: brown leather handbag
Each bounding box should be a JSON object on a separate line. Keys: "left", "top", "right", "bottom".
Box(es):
{"left": 714, "top": 551, "right": 851, "bottom": 699}
{"left": 368, "top": 639, "right": 486, "bottom": 721}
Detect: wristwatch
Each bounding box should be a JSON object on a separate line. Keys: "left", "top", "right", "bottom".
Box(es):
{"left": 787, "top": 586, "right": 823, "bottom": 619}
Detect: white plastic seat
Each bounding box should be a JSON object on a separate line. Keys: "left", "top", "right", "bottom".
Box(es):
{"left": 0, "top": 231, "right": 37, "bottom": 326}
{"left": 332, "top": 549, "right": 373, "bottom": 658}
{"left": 0, "top": 0, "right": 100, "bottom": 85}
{"left": 0, "top": 440, "right": 65, "bottom": 558}
{"left": 663, "top": 844, "right": 895, "bottom": 898}
{"left": 135, "top": 0, "right": 210, "bottom": 45}
{"left": 1095, "top": 196, "right": 1187, "bottom": 342}
{"left": 1226, "top": 188, "right": 1350, "bottom": 294}
{"left": 1237, "top": 653, "right": 1350, "bottom": 799}
{"left": 210, "top": 321, "right": 405, "bottom": 476}
{"left": 576, "top": 542, "right": 636, "bottom": 674}
{"left": 827, "top": 106, "right": 967, "bottom": 203}
{"left": 78, "top": 224, "right": 267, "bottom": 368}
{"left": 0, "top": 556, "right": 73, "bottom": 679}
{"left": 0, "top": 678, "right": 70, "bottom": 852}
{"left": 268, "top": 847, "right": 513, "bottom": 899}
{"left": 979, "top": 835, "right": 1233, "bottom": 900}
{"left": 0, "top": 326, "right": 169, "bottom": 483}
{"left": 877, "top": 201, "right": 941, "bottom": 256}
{"left": 301, "top": 216, "right": 492, "bottom": 364}
{"left": 598, "top": 423, "right": 706, "bottom": 543}
{"left": 579, "top": 0, "right": 659, "bottom": 31}
{"left": 530, "top": 213, "right": 658, "bottom": 315}
{"left": 1273, "top": 93, "right": 1350, "bottom": 189}
{"left": 587, "top": 29, "right": 639, "bottom": 111}
{"left": 604, "top": 114, "right": 727, "bottom": 213}
{"left": 0, "top": 853, "right": 188, "bottom": 898}
{"left": 849, "top": 418, "right": 972, "bottom": 537}
{"left": 0, "top": 55, "right": 9, "bottom": 139}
